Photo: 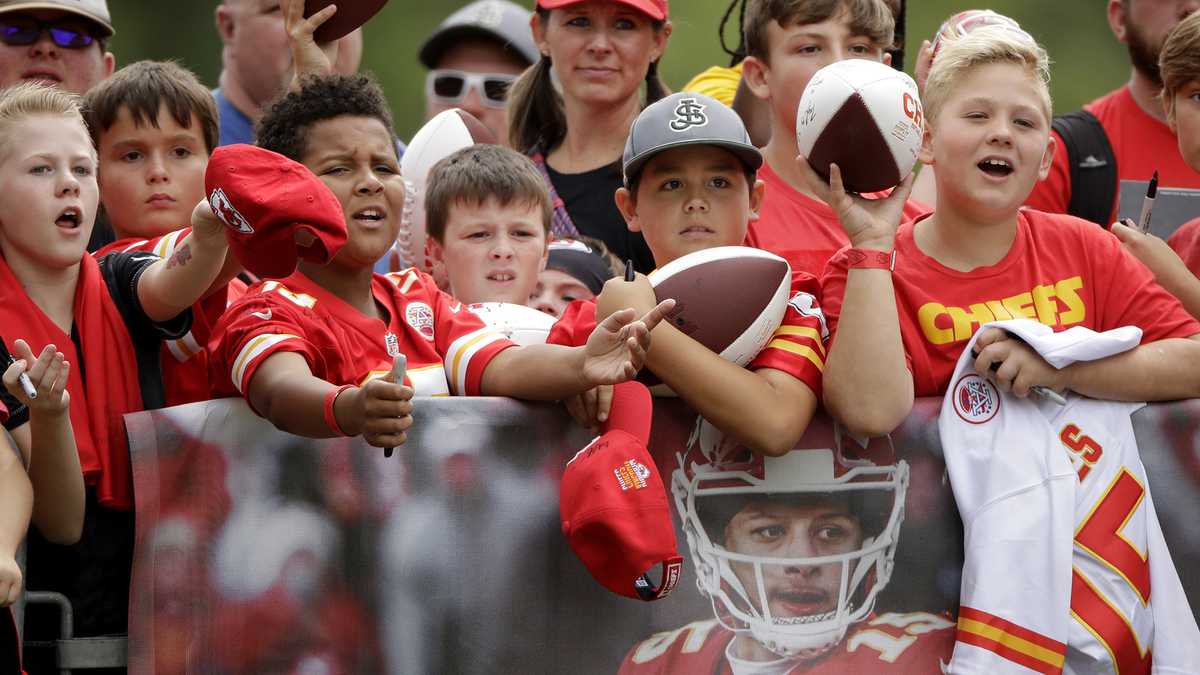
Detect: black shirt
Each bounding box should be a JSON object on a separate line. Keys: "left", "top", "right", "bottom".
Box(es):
{"left": 546, "top": 160, "right": 657, "bottom": 273}
{"left": 23, "top": 251, "right": 191, "bottom": 651}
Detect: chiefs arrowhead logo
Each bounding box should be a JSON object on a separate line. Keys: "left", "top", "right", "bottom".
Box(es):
{"left": 209, "top": 187, "right": 253, "bottom": 234}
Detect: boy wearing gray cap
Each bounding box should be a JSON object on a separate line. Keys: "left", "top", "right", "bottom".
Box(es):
{"left": 549, "top": 92, "right": 826, "bottom": 457}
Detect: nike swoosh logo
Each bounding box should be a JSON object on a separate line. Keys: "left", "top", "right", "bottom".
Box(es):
{"left": 251, "top": 310, "right": 273, "bottom": 321}
{"left": 130, "top": 254, "right": 159, "bottom": 263}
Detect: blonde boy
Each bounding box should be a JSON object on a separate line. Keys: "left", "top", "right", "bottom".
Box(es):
{"left": 814, "top": 28, "right": 1200, "bottom": 437}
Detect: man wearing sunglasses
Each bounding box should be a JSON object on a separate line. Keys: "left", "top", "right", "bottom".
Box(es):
{"left": 0, "top": 0, "right": 114, "bottom": 96}
{"left": 418, "top": 0, "right": 539, "bottom": 144}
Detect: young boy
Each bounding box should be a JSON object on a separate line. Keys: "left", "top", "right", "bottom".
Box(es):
{"left": 0, "top": 82, "right": 231, "bottom": 651}
{"left": 1112, "top": 10, "right": 1200, "bottom": 319}
{"left": 424, "top": 144, "right": 550, "bottom": 306}
{"left": 532, "top": 238, "right": 617, "bottom": 318}
{"left": 551, "top": 92, "right": 826, "bottom": 458}
{"left": 739, "top": 0, "right": 927, "bottom": 277}
{"left": 207, "top": 74, "right": 670, "bottom": 448}
{"left": 814, "top": 27, "right": 1200, "bottom": 438}
{"left": 83, "top": 60, "right": 241, "bottom": 405}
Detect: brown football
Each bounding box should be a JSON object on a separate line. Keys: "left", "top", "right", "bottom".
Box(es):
{"left": 306, "top": 0, "right": 389, "bottom": 43}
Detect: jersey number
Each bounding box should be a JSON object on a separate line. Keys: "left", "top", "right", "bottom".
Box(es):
{"left": 1060, "top": 424, "right": 1103, "bottom": 481}
{"left": 848, "top": 612, "right": 954, "bottom": 663}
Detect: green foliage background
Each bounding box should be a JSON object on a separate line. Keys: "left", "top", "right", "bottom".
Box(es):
{"left": 108, "top": 1, "right": 1129, "bottom": 141}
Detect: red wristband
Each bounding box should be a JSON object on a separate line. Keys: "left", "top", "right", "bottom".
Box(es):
{"left": 323, "top": 384, "right": 355, "bottom": 436}
{"left": 846, "top": 248, "right": 895, "bottom": 271}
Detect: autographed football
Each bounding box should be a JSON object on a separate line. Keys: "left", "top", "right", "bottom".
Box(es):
{"left": 395, "top": 109, "right": 496, "bottom": 271}
{"left": 468, "top": 302, "right": 555, "bottom": 346}
{"left": 641, "top": 246, "right": 791, "bottom": 394}
{"left": 795, "top": 59, "right": 923, "bottom": 193}
{"left": 307, "top": 0, "right": 389, "bottom": 43}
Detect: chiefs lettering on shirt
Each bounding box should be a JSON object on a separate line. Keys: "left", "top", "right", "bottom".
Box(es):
{"left": 210, "top": 267, "right": 515, "bottom": 402}
{"left": 619, "top": 612, "right": 954, "bottom": 674}
{"left": 548, "top": 270, "right": 828, "bottom": 398}
{"left": 820, "top": 209, "right": 1200, "bottom": 397}
{"left": 746, "top": 163, "right": 930, "bottom": 278}
{"left": 1026, "top": 86, "right": 1200, "bottom": 221}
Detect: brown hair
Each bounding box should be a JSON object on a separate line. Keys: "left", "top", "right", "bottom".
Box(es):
{"left": 425, "top": 144, "right": 552, "bottom": 242}
{"left": 83, "top": 60, "right": 219, "bottom": 154}
{"left": 507, "top": 8, "right": 670, "bottom": 154}
{"left": 744, "top": 0, "right": 895, "bottom": 63}
{"left": 1159, "top": 11, "right": 1200, "bottom": 119}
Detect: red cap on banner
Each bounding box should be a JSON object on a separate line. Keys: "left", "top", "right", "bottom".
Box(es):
{"left": 204, "top": 144, "right": 348, "bottom": 279}
{"left": 560, "top": 429, "right": 683, "bottom": 601}
{"left": 536, "top": 0, "right": 668, "bottom": 21}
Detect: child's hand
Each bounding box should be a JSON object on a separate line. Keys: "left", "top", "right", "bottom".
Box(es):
{"left": 0, "top": 554, "right": 20, "bottom": 607}
{"left": 340, "top": 380, "right": 414, "bottom": 449}
{"left": 190, "top": 198, "right": 226, "bottom": 246}
{"left": 595, "top": 272, "right": 657, "bottom": 322}
{"left": 282, "top": 0, "right": 338, "bottom": 85}
{"left": 582, "top": 300, "right": 675, "bottom": 385}
{"left": 1112, "top": 220, "right": 1191, "bottom": 286}
{"left": 972, "top": 328, "right": 1065, "bottom": 398}
{"left": 797, "top": 156, "right": 916, "bottom": 251}
{"left": 564, "top": 385, "right": 613, "bottom": 432}
{"left": 3, "top": 339, "right": 69, "bottom": 414}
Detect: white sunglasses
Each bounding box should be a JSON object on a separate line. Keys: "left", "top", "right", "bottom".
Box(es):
{"left": 425, "top": 69, "right": 517, "bottom": 110}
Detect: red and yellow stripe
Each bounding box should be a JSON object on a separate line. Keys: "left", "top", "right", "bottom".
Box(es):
{"left": 956, "top": 606, "right": 1066, "bottom": 674}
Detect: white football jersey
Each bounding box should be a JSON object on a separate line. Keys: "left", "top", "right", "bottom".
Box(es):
{"left": 939, "top": 320, "right": 1200, "bottom": 674}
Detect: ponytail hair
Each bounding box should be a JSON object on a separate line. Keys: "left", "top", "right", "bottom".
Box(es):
{"left": 644, "top": 59, "right": 671, "bottom": 105}
{"left": 507, "top": 53, "right": 565, "bottom": 155}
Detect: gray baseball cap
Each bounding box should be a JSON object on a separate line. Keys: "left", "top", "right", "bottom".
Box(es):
{"left": 623, "top": 92, "right": 762, "bottom": 187}
{"left": 0, "top": 0, "right": 113, "bottom": 38}
{"left": 419, "top": 0, "right": 538, "bottom": 69}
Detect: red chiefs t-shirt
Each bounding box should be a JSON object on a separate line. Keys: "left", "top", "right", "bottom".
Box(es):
{"left": 96, "top": 228, "right": 249, "bottom": 406}
{"left": 619, "top": 613, "right": 955, "bottom": 674}
{"left": 210, "top": 267, "right": 516, "bottom": 401}
{"left": 747, "top": 162, "right": 931, "bottom": 278}
{"left": 821, "top": 209, "right": 1200, "bottom": 397}
{"left": 1026, "top": 86, "right": 1200, "bottom": 220}
{"left": 1167, "top": 216, "right": 1200, "bottom": 280}
{"left": 548, "top": 270, "right": 827, "bottom": 397}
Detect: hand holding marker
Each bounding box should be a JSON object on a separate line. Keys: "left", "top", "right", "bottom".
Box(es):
{"left": 383, "top": 353, "right": 407, "bottom": 458}
{"left": 0, "top": 336, "right": 37, "bottom": 400}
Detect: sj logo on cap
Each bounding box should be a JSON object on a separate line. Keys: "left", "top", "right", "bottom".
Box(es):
{"left": 209, "top": 187, "right": 253, "bottom": 234}
{"left": 669, "top": 98, "right": 707, "bottom": 132}
{"left": 614, "top": 459, "right": 651, "bottom": 491}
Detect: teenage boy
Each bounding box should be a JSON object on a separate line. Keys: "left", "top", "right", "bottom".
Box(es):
{"left": 552, "top": 92, "right": 826, "bottom": 457}
{"left": 739, "top": 0, "right": 927, "bottom": 277}
{"left": 813, "top": 27, "right": 1200, "bottom": 439}
{"left": 1114, "top": 10, "right": 1200, "bottom": 319}
{"left": 84, "top": 60, "right": 240, "bottom": 405}
{"left": 424, "top": 144, "right": 549, "bottom": 306}
{"left": 208, "top": 74, "right": 671, "bottom": 448}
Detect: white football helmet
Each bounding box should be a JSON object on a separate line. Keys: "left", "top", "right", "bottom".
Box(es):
{"left": 672, "top": 417, "right": 909, "bottom": 658}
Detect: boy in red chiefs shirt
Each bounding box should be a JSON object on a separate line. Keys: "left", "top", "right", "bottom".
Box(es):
{"left": 814, "top": 27, "right": 1200, "bottom": 437}
{"left": 83, "top": 60, "right": 243, "bottom": 405}
{"left": 738, "top": 0, "right": 927, "bottom": 277}
{"left": 208, "top": 73, "right": 671, "bottom": 449}
{"left": 553, "top": 92, "right": 826, "bottom": 458}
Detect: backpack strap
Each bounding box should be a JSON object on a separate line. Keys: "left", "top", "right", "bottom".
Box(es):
{"left": 1051, "top": 110, "right": 1118, "bottom": 225}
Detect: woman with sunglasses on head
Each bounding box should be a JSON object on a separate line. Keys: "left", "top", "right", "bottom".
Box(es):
{"left": 419, "top": 0, "right": 539, "bottom": 143}
{"left": 508, "top": 0, "right": 671, "bottom": 274}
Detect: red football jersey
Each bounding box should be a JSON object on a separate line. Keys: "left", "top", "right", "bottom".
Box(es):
{"left": 619, "top": 612, "right": 955, "bottom": 674}
{"left": 1025, "top": 86, "right": 1200, "bottom": 220}
{"left": 547, "top": 271, "right": 826, "bottom": 396}
{"left": 1167, "top": 216, "right": 1200, "bottom": 280}
{"left": 96, "top": 228, "right": 238, "bottom": 406}
{"left": 210, "top": 267, "right": 515, "bottom": 400}
{"left": 821, "top": 209, "right": 1200, "bottom": 397}
{"left": 746, "top": 163, "right": 931, "bottom": 278}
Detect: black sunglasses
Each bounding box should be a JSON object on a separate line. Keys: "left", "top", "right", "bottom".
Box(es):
{"left": 0, "top": 17, "right": 98, "bottom": 49}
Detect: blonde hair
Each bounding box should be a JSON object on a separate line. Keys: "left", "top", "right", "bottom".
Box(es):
{"left": 1159, "top": 11, "right": 1200, "bottom": 120}
{"left": 0, "top": 82, "right": 90, "bottom": 159}
{"left": 923, "top": 26, "right": 1052, "bottom": 124}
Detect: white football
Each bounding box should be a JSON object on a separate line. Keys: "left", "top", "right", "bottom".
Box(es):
{"left": 795, "top": 59, "right": 923, "bottom": 193}
{"left": 467, "top": 302, "right": 555, "bottom": 346}
{"left": 395, "top": 109, "right": 496, "bottom": 271}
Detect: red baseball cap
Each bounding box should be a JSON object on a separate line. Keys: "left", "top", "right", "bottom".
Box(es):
{"left": 536, "top": 0, "right": 668, "bottom": 21}
{"left": 560, "top": 429, "right": 683, "bottom": 601}
{"left": 204, "top": 144, "right": 348, "bottom": 279}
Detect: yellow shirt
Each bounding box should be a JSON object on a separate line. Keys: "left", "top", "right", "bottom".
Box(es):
{"left": 681, "top": 63, "right": 742, "bottom": 107}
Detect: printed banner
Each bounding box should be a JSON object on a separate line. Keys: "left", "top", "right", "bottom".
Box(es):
{"left": 125, "top": 397, "right": 1200, "bottom": 674}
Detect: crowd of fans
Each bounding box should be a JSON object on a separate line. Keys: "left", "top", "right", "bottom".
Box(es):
{"left": 1, "top": 0, "right": 1199, "bottom": 672}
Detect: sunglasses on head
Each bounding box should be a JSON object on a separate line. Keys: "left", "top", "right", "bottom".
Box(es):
{"left": 0, "top": 17, "right": 98, "bottom": 49}
{"left": 426, "top": 70, "right": 517, "bottom": 110}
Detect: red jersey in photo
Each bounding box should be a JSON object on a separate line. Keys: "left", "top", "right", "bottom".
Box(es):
{"left": 1167, "top": 216, "right": 1200, "bottom": 279}
{"left": 821, "top": 209, "right": 1200, "bottom": 397}
{"left": 210, "top": 267, "right": 515, "bottom": 401}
